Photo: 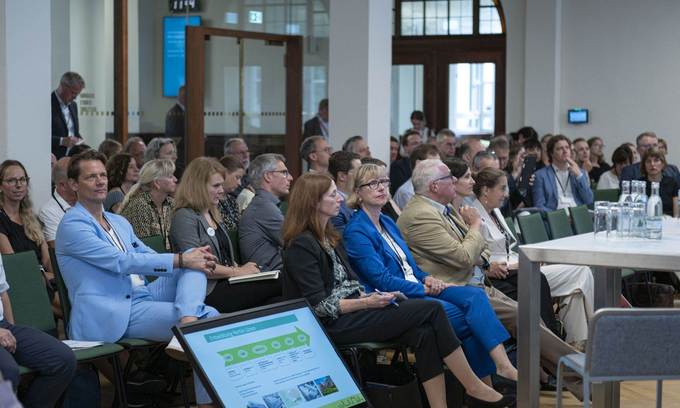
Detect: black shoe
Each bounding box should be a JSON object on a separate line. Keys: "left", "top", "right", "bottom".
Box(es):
{"left": 540, "top": 374, "right": 557, "bottom": 392}
{"left": 127, "top": 370, "right": 168, "bottom": 394}
{"left": 126, "top": 392, "right": 153, "bottom": 408}
{"left": 492, "top": 374, "right": 517, "bottom": 395}
{"left": 465, "top": 393, "right": 516, "bottom": 408}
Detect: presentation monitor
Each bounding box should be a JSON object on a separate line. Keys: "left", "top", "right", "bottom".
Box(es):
{"left": 173, "top": 299, "right": 368, "bottom": 408}
{"left": 567, "top": 108, "right": 589, "bottom": 124}
{"left": 163, "top": 15, "right": 201, "bottom": 97}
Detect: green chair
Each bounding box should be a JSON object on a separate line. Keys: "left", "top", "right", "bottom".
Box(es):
{"left": 546, "top": 210, "right": 574, "bottom": 239}
{"left": 141, "top": 234, "right": 166, "bottom": 253}
{"left": 517, "top": 213, "right": 550, "bottom": 244}
{"left": 504, "top": 216, "right": 520, "bottom": 241}
{"left": 570, "top": 205, "right": 594, "bottom": 234}
{"left": 593, "top": 188, "right": 620, "bottom": 203}
{"left": 4, "top": 251, "right": 127, "bottom": 405}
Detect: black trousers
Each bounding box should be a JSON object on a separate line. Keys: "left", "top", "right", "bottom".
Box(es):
{"left": 489, "top": 272, "right": 562, "bottom": 337}
{"left": 324, "top": 298, "right": 460, "bottom": 382}
{"left": 0, "top": 320, "right": 76, "bottom": 408}
{"left": 205, "top": 277, "right": 282, "bottom": 313}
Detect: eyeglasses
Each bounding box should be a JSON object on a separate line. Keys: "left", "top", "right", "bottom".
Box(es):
{"left": 2, "top": 177, "right": 30, "bottom": 186}
{"left": 359, "top": 178, "right": 390, "bottom": 190}
{"left": 639, "top": 144, "right": 659, "bottom": 150}
{"left": 433, "top": 173, "right": 455, "bottom": 183}
{"left": 269, "top": 169, "right": 290, "bottom": 177}
{"left": 315, "top": 147, "right": 333, "bottom": 154}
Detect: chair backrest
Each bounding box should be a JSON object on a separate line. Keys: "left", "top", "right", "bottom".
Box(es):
{"left": 2, "top": 251, "right": 57, "bottom": 335}
{"left": 594, "top": 188, "right": 620, "bottom": 203}
{"left": 587, "top": 308, "right": 680, "bottom": 380}
{"left": 49, "top": 247, "right": 71, "bottom": 331}
{"left": 545, "top": 209, "right": 574, "bottom": 239}
{"left": 517, "top": 213, "right": 549, "bottom": 244}
{"left": 570, "top": 205, "right": 593, "bottom": 234}
{"left": 227, "top": 228, "right": 241, "bottom": 265}
{"left": 141, "top": 234, "right": 166, "bottom": 253}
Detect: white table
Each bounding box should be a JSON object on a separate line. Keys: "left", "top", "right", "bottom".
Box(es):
{"left": 518, "top": 221, "right": 680, "bottom": 408}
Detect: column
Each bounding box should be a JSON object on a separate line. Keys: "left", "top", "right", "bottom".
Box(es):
{"left": 329, "top": 0, "right": 392, "bottom": 164}
{"left": 0, "top": 0, "right": 52, "bottom": 208}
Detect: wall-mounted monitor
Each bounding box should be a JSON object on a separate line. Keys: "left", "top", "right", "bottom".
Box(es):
{"left": 567, "top": 108, "right": 589, "bottom": 124}
{"left": 163, "top": 15, "right": 201, "bottom": 97}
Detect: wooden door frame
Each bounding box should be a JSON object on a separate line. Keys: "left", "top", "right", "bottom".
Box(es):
{"left": 185, "top": 27, "right": 303, "bottom": 176}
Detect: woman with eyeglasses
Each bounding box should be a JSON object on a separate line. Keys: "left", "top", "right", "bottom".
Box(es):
{"left": 282, "top": 172, "right": 514, "bottom": 408}
{"left": 344, "top": 163, "right": 518, "bottom": 388}
{"left": 170, "top": 157, "right": 281, "bottom": 313}
{"left": 0, "top": 160, "right": 62, "bottom": 317}
{"left": 469, "top": 167, "right": 594, "bottom": 351}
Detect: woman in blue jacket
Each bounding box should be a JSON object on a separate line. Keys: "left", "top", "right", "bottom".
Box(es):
{"left": 344, "top": 164, "right": 517, "bottom": 382}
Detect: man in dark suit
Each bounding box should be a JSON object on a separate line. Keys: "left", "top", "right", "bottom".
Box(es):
{"left": 165, "top": 85, "right": 186, "bottom": 176}
{"left": 303, "top": 98, "right": 329, "bottom": 140}
{"left": 619, "top": 131, "right": 680, "bottom": 184}
{"left": 389, "top": 129, "right": 422, "bottom": 195}
{"left": 51, "top": 72, "right": 85, "bottom": 159}
{"left": 328, "top": 151, "right": 361, "bottom": 234}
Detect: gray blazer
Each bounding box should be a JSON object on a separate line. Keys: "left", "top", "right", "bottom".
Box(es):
{"left": 170, "top": 207, "right": 236, "bottom": 267}
{"left": 238, "top": 189, "right": 284, "bottom": 271}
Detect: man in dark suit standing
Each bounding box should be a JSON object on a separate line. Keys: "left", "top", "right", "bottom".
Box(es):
{"left": 51, "top": 72, "right": 85, "bottom": 159}
{"left": 303, "top": 98, "right": 329, "bottom": 140}
{"left": 165, "top": 85, "right": 186, "bottom": 176}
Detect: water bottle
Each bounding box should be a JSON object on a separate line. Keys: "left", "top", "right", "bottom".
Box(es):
{"left": 646, "top": 182, "right": 663, "bottom": 239}
{"left": 632, "top": 181, "right": 648, "bottom": 237}
{"left": 619, "top": 180, "right": 632, "bottom": 203}
{"left": 617, "top": 181, "right": 633, "bottom": 236}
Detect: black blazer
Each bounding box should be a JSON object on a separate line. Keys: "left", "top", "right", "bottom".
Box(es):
{"left": 51, "top": 92, "right": 81, "bottom": 159}
{"left": 282, "top": 232, "right": 359, "bottom": 308}
{"left": 389, "top": 157, "right": 411, "bottom": 196}
{"left": 302, "top": 116, "right": 323, "bottom": 139}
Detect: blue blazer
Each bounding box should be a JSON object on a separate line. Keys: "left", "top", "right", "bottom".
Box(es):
{"left": 343, "top": 208, "right": 428, "bottom": 298}
{"left": 55, "top": 203, "right": 175, "bottom": 342}
{"left": 532, "top": 165, "right": 594, "bottom": 212}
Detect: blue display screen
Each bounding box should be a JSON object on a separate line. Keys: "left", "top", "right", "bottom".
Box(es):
{"left": 568, "top": 109, "right": 589, "bottom": 124}
{"left": 163, "top": 16, "right": 201, "bottom": 97}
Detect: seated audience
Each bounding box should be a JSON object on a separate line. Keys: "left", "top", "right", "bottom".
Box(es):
{"left": 144, "top": 137, "right": 178, "bottom": 165}
{"left": 0, "top": 160, "right": 60, "bottom": 315}
{"left": 329, "top": 151, "right": 361, "bottom": 234}
{"left": 488, "top": 138, "right": 510, "bottom": 171}
{"left": 67, "top": 144, "right": 92, "bottom": 157}
{"left": 471, "top": 151, "right": 500, "bottom": 174}
{"left": 362, "top": 157, "right": 402, "bottom": 221}
{"left": 587, "top": 136, "right": 611, "bottom": 183}
{"left": 532, "top": 135, "right": 593, "bottom": 212}
{"left": 171, "top": 157, "right": 280, "bottom": 313}
{"left": 281, "top": 172, "right": 513, "bottom": 408}
{"left": 436, "top": 129, "right": 457, "bottom": 159}
{"left": 0, "top": 257, "right": 76, "bottom": 406}
{"left": 471, "top": 167, "right": 594, "bottom": 349}
{"left": 104, "top": 153, "right": 140, "bottom": 212}
{"left": 217, "top": 155, "right": 245, "bottom": 231}
{"left": 119, "top": 159, "right": 177, "bottom": 251}
{"left": 40, "top": 157, "right": 77, "bottom": 246}
{"left": 658, "top": 137, "right": 668, "bottom": 156}
{"left": 620, "top": 132, "right": 680, "bottom": 183}
{"left": 56, "top": 150, "right": 219, "bottom": 406}
{"left": 638, "top": 149, "right": 679, "bottom": 216}
{"left": 624, "top": 142, "right": 640, "bottom": 164}
{"left": 515, "top": 126, "right": 539, "bottom": 146}
{"left": 409, "top": 110, "right": 435, "bottom": 142}
{"left": 389, "top": 129, "right": 423, "bottom": 195}
{"left": 456, "top": 136, "right": 485, "bottom": 166}
{"left": 393, "top": 143, "right": 441, "bottom": 209}
{"left": 596, "top": 145, "right": 633, "bottom": 190}
{"left": 344, "top": 162, "right": 517, "bottom": 381}
{"left": 389, "top": 136, "right": 401, "bottom": 163}
{"left": 524, "top": 137, "right": 546, "bottom": 170}
{"left": 396, "top": 158, "right": 580, "bottom": 396}
{"left": 98, "top": 139, "right": 122, "bottom": 160}
{"left": 239, "top": 154, "right": 292, "bottom": 271}
{"left": 303, "top": 98, "right": 329, "bottom": 140}
{"left": 300, "top": 135, "right": 332, "bottom": 173}
{"left": 573, "top": 138, "right": 595, "bottom": 183}
{"left": 342, "top": 135, "right": 371, "bottom": 159}
{"left": 224, "top": 138, "right": 251, "bottom": 172}
{"left": 124, "top": 136, "right": 146, "bottom": 169}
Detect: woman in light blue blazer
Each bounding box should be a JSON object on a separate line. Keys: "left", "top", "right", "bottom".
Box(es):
{"left": 343, "top": 164, "right": 517, "bottom": 382}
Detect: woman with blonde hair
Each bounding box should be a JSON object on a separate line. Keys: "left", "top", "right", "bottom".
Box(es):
{"left": 282, "top": 172, "right": 513, "bottom": 408}
{"left": 119, "top": 159, "right": 177, "bottom": 251}
{"left": 170, "top": 157, "right": 281, "bottom": 313}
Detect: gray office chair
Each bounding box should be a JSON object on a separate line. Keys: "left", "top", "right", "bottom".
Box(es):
{"left": 556, "top": 308, "right": 680, "bottom": 408}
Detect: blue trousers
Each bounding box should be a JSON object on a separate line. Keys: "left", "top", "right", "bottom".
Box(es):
{"left": 426, "top": 285, "right": 510, "bottom": 378}
{"left": 122, "top": 267, "right": 219, "bottom": 405}
{"left": 0, "top": 320, "right": 77, "bottom": 407}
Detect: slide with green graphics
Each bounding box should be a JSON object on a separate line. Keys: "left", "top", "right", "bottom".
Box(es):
{"left": 182, "top": 306, "right": 365, "bottom": 407}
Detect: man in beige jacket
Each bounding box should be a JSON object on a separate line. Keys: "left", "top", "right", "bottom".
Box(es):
{"left": 397, "top": 159, "right": 581, "bottom": 398}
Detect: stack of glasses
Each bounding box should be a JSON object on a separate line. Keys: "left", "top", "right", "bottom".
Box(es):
{"left": 594, "top": 180, "right": 663, "bottom": 239}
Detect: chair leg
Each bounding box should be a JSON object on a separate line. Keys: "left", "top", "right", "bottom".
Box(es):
{"left": 656, "top": 380, "right": 663, "bottom": 408}
{"left": 582, "top": 379, "right": 590, "bottom": 408}
{"left": 110, "top": 355, "right": 128, "bottom": 408}
{"left": 556, "top": 360, "right": 564, "bottom": 408}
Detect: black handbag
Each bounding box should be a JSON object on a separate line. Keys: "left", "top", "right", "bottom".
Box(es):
{"left": 359, "top": 349, "right": 423, "bottom": 408}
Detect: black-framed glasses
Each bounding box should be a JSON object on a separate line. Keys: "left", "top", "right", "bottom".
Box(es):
{"left": 1, "top": 176, "right": 30, "bottom": 186}
{"left": 359, "top": 178, "right": 390, "bottom": 190}
{"left": 268, "top": 169, "right": 290, "bottom": 177}
{"left": 433, "top": 173, "right": 455, "bottom": 183}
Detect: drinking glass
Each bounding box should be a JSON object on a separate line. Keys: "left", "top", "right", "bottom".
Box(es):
{"left": 593, "top": 201, "right": 609, "bottom": 238}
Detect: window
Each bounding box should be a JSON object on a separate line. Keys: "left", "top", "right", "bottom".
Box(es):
{"left": 449, "top": 63, "right": 495, "bottom": 135}
{"left": 398, "top": 0, "right": 504, "bottom": 36}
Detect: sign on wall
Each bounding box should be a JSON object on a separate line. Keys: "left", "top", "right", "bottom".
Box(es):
{"left": 163, "top": 16, "right": 201, "bottom": 97}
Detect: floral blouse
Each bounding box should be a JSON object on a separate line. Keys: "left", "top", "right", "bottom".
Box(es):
{"left": 218, "top": 195, "right": 240, "bottom": 231}
{"left": 314, "top": 241, "right": 363, "bottom": 320}
{"left": 120, "top": 191, "right": 174, "bottom": 251}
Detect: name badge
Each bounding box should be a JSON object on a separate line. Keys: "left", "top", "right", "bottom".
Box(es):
{"left": 207, "top": 227, "right": 215, "bottom": 237}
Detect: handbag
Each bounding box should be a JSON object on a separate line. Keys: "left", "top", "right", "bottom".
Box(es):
{"left": 359, "top": 348, "right": 423, "bottom": 408}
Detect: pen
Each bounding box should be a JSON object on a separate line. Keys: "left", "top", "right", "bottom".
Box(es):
{"left": 374, "top": 289, "right": 399, "bottom": 307}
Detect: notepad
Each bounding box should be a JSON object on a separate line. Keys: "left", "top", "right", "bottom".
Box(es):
{"left": 62, "top": 340, "right": 104, "bottom": 350}
{"left": 228, "top": 270, "right": 280, "bottom": 284}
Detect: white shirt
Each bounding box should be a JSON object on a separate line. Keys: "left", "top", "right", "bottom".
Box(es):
{"left": 39, "top": 191, "right": 72, "bottom": 242}
{"left": 597, "top": 170, "right": 619, "bottom": 190}
{"left": 380, "top": 230, "right": 418, "bottom": 283}
{"left": 393, "top": 179, "right": 415, "bottom": 210}
{"left": 0, "top": 258, "right": 8, "bottom": 321}
{"left": 552, "top": 164, "right": 577, "bottom": 209}
{"left": 103, "top": 221, "right": 145, "bottom": 287}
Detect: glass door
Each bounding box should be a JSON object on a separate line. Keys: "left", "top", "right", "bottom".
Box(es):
{"left": 390, "top": 64, "right": 424, "bottom": 137}
{"left": 448, "top": 62, "right": 496, "bottom": 136}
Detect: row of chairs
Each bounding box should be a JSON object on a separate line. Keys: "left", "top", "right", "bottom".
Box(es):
{"left": 505, "top": 205, "right": 594, "bottom": 245}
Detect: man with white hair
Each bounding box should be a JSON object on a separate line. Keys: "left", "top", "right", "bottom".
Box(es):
{"left": 436, "top": 129, "right": 457, "bottom": 159}
{"left": 224, "top": 138, "right": 251, "bottom": 170}
{"left": 52, "top": 71, "right": 85, "bottom": 158}
{"left": 398, "top": 158, "right": 581, "bottom": 398}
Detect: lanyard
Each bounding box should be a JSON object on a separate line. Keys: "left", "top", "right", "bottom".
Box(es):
{"left": 551, "top": 166, "right": 570, "bottom": 194}
{"left": 52, "top": 191, "right": 68, "bottom": 214}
